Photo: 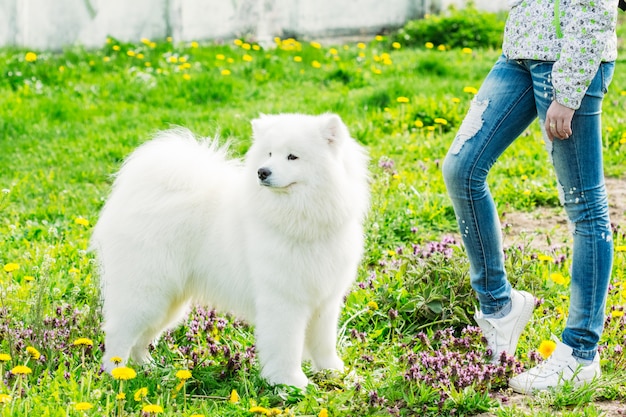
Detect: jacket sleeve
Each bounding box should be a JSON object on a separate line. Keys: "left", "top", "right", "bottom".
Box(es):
{"left": 551, "top": 0, "right": 617, "bottom": 109}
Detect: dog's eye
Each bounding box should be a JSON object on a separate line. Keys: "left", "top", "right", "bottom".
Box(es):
{"left": 287, "top": 154, "right": 298, "bottom": 161}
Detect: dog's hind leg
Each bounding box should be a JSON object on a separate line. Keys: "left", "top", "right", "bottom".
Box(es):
{"left": 102, "top": 297, "right": 190, "bottom": 372}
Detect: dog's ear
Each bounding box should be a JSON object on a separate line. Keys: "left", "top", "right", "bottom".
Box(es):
{"left": 251, "top": 114, "right": 271, "bottom": 137}
{"left": 320, "top": 114, "right": 347, "bottom": 145}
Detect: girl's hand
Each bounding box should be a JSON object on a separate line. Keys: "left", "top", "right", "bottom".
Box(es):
{"left": 545, "top": 100, "right": 575, "bottom": 141}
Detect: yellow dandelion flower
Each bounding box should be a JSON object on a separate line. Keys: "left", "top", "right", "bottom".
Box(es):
{"left": 221, "top": 69, "right": 231, "bottom": 76}
{"left": 69, "top": 267, "right": 80, "bottom": 274}
{"left": 10, "top": 365, "right": 32, "bottom": 375}
{"left": 229, "top": 389, "right": 240, "bottom": 404}
{"left": 191, "top": 41, "right": 199, "bottom": 48}
{"left": 357, "top": 42, "right": 366, "bottom": 49}
{"left": 311, "top": 60, "right": 322, "bottom": 68}
{"left": 103, "top": 56, "right": 111, "bottom": 62}
{"left": 142, "top": 404, "right": 164, "bottom": 413}
{"left": 434, "top": 118, "right": 448, "bottom": 125}
{"left": 241, "top": 43, "right": 251, "bottom": 50}
{"left": 538, "top": 339, "right": 557, "bottom": 359}
{"left": 396, "top": 96, "right": 409, "bottom": 103}
{"left": 371, "top": 67, "right": 382, "bottom": 75}
{"left": 329, "top": 48, "right": 338, "bottom": 55}
{"left": 556, "top": 306, "right": 565, "bottom": 318}
{"left": 111, "top": 366, "right": 136, "bottom": 380}
{"left": 73, "top": 338, "right": 94, "bottom": 347}
{"left": 367, "top": 301, "right": 378, "bottom": 310}
{"left": 168, "top": 56, "right": 178, "bottom": 63}
{"left": 216, "top": 54, "right": 226, "bottom": 60}
{"left": 175, "top": 369, "right": 192, "bottom": 380}
{"left": 242, "top": 54, "right": 253, "bottom": 62}
{"left": 615, "top": 245, "right": 626, "bottom": 252}
{"left": 375, "top": 35, "right": 384, "bottom": 41}
{"left": 182, "top": 73, "right": 191, "bottom": 81}
{"left": 233, "top": 39, "right": 243, "bottom": 46}
{"left": 3, "top": 263, "right": 19, "bottom": 273}
{"left": 319, "top": 409, "right": 329, "bottom": 417}
{"left": 451, "top": 97, "right": 461, "bottom": 104}
{"left": 550, "top": 272, "right": 567, "bottom": 285}
{"left": 145, "top": 62, "right": 152, "bottom": 67}
{"left": 437, "top": 44, "right": 446, "bottom": 51}
{"left": 0, "top": 394, "right": 11, "bottom": 404}
{"left": 293, "top": 56, "right": 302, "bottom": 62}
{"left": 392, "top": 42, "right": 401, "bottom": 49}
{"left": 463, "top": 86, "right": 478, "bottom": 94}
{"left": 462, "top": 47, "right": 473, "bottom": 54}
{"left": 538, "top": 255, "right": 554, "bottom": 262}
{"left": 190, "top": 415, "right": 205, "bottom": 417}
{"left": 136, "top": 53, "right": 144, "bottom": 60}
{"left": 522, "top": 190, "right": 531, "bottom": 196}
{"left": 0, "top": 353, "right": 11, "bottom": 362}
{"left": 25, "top": 52, "right": 37, "bottom": 62}
{"left": 427, "top": 126, "right": 436, "bottom": 131}
{"left": 253, "top": 44, "right": 261, "bottom": 51}
{"left": 612, "top": 310, "right": 624, "bottom": 318}
{"left": 141, "top": 37, "right": 151, "bottom": 45}
{"left": 166, "top": 36, "right": 173, "bottom": 42}
{"left": 425, "top": 42, "right": 434, "bottom": 49}
{"left": 75, "top": 402, "right": 93, "bottom": 411}
{"left": 116, "top": 392, "right": 126, "bottom": 400}
{"left": 109, "top": 356, "right": 123, "bottom": 365}
{"left": 127, "top": 50, "right": 136, "bottom": 57}
{"left": 415, "top": 120, "right": 424, "bottom": 128}
{"left": 26, "top": 346, "right": 41, "bottom": 360}
{"left": 250, "top": 406, "right": 270, "bottom": 414}
{"left": 310, "top": 41, "right": 322, "bottom": 49}
{"left": 112, "top": 45, "right": 121, "bottom": 51}
{"left": 134, "top": 387, "right": 148, "bottom": 401}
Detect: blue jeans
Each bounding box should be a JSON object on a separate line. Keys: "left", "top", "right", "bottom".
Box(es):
{"left": 442, "top": 55, "right": 614, "bottom": 361}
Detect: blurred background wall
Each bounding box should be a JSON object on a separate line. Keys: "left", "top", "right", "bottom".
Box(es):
{"left": 0, "top": 0, "right": 506, "bottom": 50}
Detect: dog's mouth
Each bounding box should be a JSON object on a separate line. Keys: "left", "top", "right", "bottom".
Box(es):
{"left": 259, "top": 179, "right": 296, "bottom": 190}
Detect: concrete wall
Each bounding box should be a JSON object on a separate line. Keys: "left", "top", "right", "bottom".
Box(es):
{"left": 0, "top": 0, "right": 506, "bottom": 50}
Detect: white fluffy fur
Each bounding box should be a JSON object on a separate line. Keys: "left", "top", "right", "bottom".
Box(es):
{"left": 91, "top": 113, "right": 369, "bottom": 387}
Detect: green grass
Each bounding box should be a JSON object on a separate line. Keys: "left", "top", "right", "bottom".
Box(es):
{"left": 1, "top": 19, "right": 626, "bottom": 417}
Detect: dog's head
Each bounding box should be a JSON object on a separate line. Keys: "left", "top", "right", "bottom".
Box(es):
{"left": 247, "top": 113, "right": 350, "bottom": 192}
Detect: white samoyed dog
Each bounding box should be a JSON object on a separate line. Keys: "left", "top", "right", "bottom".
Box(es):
{"left": 91, "top": 113, "right": 370, "bottom": 388}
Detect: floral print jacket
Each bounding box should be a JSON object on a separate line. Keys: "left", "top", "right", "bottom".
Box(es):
{"left": 503, "top": 0, "right": 618, "bottom": 109}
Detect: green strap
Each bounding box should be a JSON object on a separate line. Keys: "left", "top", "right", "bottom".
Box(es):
{"left": 554, "top": 0, "right": 564, "bottom": 38}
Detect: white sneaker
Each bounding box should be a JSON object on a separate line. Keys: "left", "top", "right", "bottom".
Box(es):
{"left": 474, "top": 289, "right": 535, "bottom": 362}
{"left": 509, "top": 336, "right": 601, "bottom": 394}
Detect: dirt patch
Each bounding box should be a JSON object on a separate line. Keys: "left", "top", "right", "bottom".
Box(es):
{"left": 500, "top": 177, "right": 626, "bottom": 252}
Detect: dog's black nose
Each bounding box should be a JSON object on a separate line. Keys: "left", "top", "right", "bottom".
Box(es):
{"left": 258, "top": 167, "right": 271, "bottom": 181}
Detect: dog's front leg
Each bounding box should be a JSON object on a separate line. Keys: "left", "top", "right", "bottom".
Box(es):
{"left": 304, "top": 297, "right": 344, "bottom": 372}
{"left": 254, "top": 296, "right": 309, "bottom": 388}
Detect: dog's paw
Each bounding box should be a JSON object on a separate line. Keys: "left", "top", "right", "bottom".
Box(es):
{"left": 264, "top": 369, "right": 309, "bottom": 389}
{"left": 313, "top": 354, "right": 344, "bottom": 372}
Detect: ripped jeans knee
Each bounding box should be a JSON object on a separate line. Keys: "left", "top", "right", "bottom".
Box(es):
{"left": 449, "top": 98, "right": 489, "bottom": 155}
